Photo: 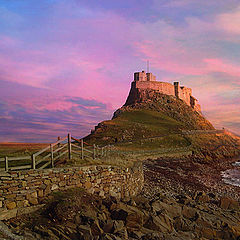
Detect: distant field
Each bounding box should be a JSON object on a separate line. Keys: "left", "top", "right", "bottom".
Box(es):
{"left": 0, "top": 143, "right": 49, "bottom": 158}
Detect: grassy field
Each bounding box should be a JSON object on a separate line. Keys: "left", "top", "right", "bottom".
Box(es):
{"left": 0, "top": 143, "right": 49, "bottom": 158}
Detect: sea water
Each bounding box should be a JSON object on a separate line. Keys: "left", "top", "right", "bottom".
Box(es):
{"left": 221, "top": 159, "right": 240, "bottom": 187}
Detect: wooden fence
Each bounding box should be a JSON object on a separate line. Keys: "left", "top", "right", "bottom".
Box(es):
{"left": 0, "top": 133, "right": 111, "bottom": 172}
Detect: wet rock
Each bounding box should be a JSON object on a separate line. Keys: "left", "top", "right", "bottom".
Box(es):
{"left": 219, "top": 196, "right": 239, "bottom": 210}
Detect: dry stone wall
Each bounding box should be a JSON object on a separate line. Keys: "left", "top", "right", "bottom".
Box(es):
{"left": 0, "top": 162, "right": 143, "bottom": 220}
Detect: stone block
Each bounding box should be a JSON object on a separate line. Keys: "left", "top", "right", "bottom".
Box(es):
{"left": 44, "top": 185, "right": 51, "bottom": 196}
{"left": 22, "top": 181, "right": 27, "bottom": 187}
{"left": 28, "top": 197, "right": 38, "bottom": 205}
{"left": 96, "top": 179, "right": 101, "bottom": 184}
{"left": 23, "top": 200, "right": 30, "bottom": 207}
{"left": 99, "top": 191, "right": 105, "bottom": 197}
{"left": 38, "top": 189, "right": 44, "bottom": 198}
{"left": 31, "top": 191, "right": 38, "bottom": 198}
{"left": 17, "top": 200, "right": 25, "bottom": 208}
{"left": 44, "top": 179, "right": 51, "bottom": 185}
{"left": 51, "top": 184, "right": 59, "bottom": 191}
{"left": 5, "top": 194, "right": 17, "bottom": 199}
{"left": 59, "top": 181, "right": 66, "bottom": 187}
{"left": 84, "top": 182, "right": 92, "bottom": 189}
{"left": 6, "top": 201, "right": 16, "bottom": 210}
{"left": 0, "top": 209, "right": 17, "bottom": 220}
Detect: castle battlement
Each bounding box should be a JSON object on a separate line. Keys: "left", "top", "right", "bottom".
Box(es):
{"left": 131, "top": 71, "right": 201, "bottom": 113}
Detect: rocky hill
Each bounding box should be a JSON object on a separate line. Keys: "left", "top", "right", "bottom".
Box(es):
{"left": 86, "top": 89, "right": 214, "bottom": 144}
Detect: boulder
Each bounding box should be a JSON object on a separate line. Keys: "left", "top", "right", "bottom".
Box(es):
{"left": 144, "top": 214, "right": 174, "bottom": 233}
{"left": 6, "top": 201, "right": 16, "bottom": 210}
{"left": 219, "top": 197, "right": 239, "bottom": 210}
{"left": 182, "top": 206, "right": 199, "bottom": 220}
{"left": 151, "top": 200, "right": 181, "bottom": 219}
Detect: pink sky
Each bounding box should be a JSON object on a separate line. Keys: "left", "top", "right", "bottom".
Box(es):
{"left": 0, "top": 0, "right": 239, "bottom": 142}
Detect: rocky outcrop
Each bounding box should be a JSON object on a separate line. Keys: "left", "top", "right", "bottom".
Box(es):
{"left": 120, "top": 88, "right": 214, "bottom": 130}
{"left": 3, "top": 187, "right": 240, "bottom": 240}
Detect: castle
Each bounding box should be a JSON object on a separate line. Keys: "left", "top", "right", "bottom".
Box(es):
{"left": 129, "top": 70, "right": 201, "bottom": 113}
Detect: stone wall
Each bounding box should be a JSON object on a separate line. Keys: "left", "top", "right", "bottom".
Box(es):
{"left": 0, "top": 162, "right": 144, "bottom": 220}
{"left": 135, "top": 81, "right": 175, "bottom": 96}
{"left": 179, "top": 86, "right": 192, "bottom": 106}
{"left": 131, "top": 79, "right": 201, "bottom": 113}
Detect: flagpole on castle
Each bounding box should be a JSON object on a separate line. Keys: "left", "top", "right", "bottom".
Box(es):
{"left": 147, "top": 60, "right": 149, "bottom": 73}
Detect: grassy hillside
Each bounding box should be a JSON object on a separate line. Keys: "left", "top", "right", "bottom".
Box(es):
{"left": 85, "top": 108, "right": 190, "bottom": 147}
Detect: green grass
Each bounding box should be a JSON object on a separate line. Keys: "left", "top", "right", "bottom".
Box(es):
{"left": 112, "top": 109, "right": 184, "bottom": 136}
{"left": 86, "top": 109, "right": 186, "bottom": 146}
{"left": 116, "top": 110, "right": 183, "bottom": 131}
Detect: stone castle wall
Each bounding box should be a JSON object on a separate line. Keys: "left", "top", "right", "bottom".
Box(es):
{"left": 132, "top": 71, "right": 201, "bottom": 113}
{"left": 0, "top": 163, "right": 144, "bottom": 220}
{"left": 134, "top": 81, "right": 175, "bottom": 96}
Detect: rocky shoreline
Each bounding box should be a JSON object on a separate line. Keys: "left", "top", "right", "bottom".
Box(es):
{"left": 144, "top": 155, "right": 240, "bottom": 201}
{"left": 1, "top": 155, "right": 239, "bottom": 240}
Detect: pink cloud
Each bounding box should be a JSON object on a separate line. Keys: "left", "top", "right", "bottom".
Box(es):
{"left": 204, "top": 58, "right": 240, "bottom": 78}
{"left": 217, "top": 7, "right": 240, "bottom": 34}
{"left": 134, "top": 40, "right": 207, "bottom": 76}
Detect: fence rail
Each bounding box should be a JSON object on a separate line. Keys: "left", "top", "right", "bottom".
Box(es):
{"left": 0, "top": 133, "right": 111, "bottom": 171}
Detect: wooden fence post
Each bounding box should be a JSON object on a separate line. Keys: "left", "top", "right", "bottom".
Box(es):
{"left": 50, "top": 144, "right": 54, "bottom": 168}
{"left": 57, "top": 136, "right": 60, "bottom": 147}
{"left": 81, "top": 139, "right": 84, "bottom": 160}
{"left": 68, "top": 133, "right": 71, "bottom": 160}
{"left": 32, "top": 154, "right": 36, "bottom": 170}
{"left": 5, "top": 156, "right": 8, "bottom": 171}
{"left": 57, "top": 136, "right": 60, "bottom": 157}
{"left": 93, "top": 144, "right": 96, "bottom": 159}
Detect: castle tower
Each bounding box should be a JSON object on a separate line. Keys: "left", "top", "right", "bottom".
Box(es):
{"left": 146, "top": 72, "right": 156, "bottom": 81}
{"left": 174, "top": 82, "right": 180, "bottom": 98}
{"left": 134, "top": 71, "right": 156, "bottom": 81}
{"left": 134, "top": 71, "right": 146, "bottom": 81}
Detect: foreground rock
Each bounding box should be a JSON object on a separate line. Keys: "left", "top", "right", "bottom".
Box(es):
{"left": 2, "top": 185, "right": 239, "bottom": 240}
